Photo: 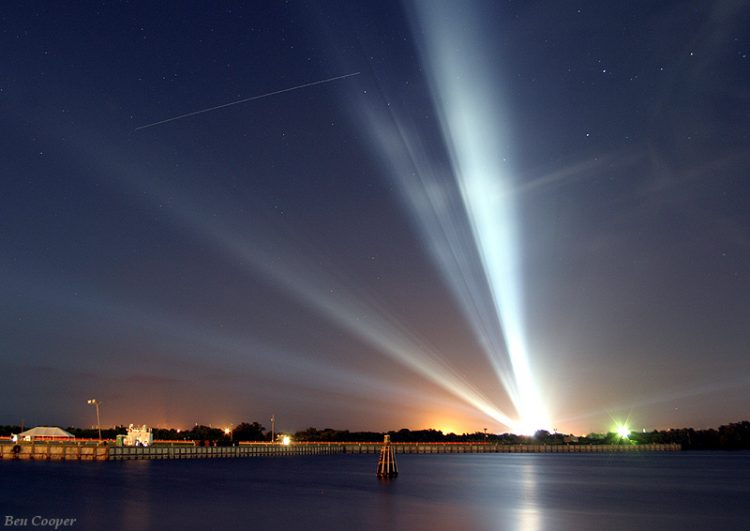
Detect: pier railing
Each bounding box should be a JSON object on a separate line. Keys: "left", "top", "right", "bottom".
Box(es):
{"left": 0, "top": 441, "right": 681, "bottom": 461}
{"left": 340, "top": 442, "right": 681, "bottom": 454}
{"left": 109, "top": 443, "right": 343, "bottom": 460}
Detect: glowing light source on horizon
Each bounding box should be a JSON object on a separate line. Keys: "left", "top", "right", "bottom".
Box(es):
{"left": 616, "top": 425, "right": 630, "bottom": 438}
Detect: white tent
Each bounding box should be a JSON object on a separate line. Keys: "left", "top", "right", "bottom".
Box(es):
{"left": 18, "top": 426, "right": 74, "bottom": 440}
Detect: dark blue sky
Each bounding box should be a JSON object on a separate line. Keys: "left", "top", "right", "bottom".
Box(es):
{"left": 2, "top": 1, "right": 748, "bottom": 434}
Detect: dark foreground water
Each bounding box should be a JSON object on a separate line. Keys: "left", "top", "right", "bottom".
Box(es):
{"left": 2, "top": 452, "right": 749, "bottom": 530}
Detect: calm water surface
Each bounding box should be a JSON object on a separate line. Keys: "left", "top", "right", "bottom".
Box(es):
{"left": 2, "top": 452, "right": 749, "bottom": 530}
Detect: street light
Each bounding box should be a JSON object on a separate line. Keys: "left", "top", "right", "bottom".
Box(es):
{"left": 271, "top": 414, "right": 275, "bottom": 443}
{"left": 87, "top": 399, "right": 102, "bottom": 441}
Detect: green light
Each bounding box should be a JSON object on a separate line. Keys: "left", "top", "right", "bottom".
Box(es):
{"left": 616, "top": 426, "right": 630, "bottom": 438}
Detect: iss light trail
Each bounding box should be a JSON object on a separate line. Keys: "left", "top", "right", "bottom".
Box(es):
{"left": 135, "top": 72, "right": 360, "bottom": 131}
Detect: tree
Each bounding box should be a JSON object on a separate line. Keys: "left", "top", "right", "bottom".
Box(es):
{"left": 188, "top": 425, "right": 224, "bottom": 443}
{"left": 233, "top": 422, "right": 266, "bottom": 442}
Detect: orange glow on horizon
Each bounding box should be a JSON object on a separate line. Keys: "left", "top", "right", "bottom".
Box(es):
{"left": 418, "top": 413, "right": 485, "bottom": 435}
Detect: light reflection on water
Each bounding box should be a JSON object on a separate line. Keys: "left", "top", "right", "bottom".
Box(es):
{"left": 518, "top": 458, "right": 540, "bottom": 531}
{"left": 2, "top": 452, "right": 750, "bottom": 530}
{"left": 119, "top": 461, "right": 152, "bottom": 531}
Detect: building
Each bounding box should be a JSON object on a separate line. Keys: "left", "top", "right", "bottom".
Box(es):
{"left": 18, "top": 426, "right": 74, "bottom": 441}
{"left": 124, "top": 424, "right": 153, "bottom": 446}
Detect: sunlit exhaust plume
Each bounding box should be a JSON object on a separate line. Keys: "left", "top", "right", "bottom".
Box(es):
{"left": 61, "top": 128, "right": 517, "bottom": 430}
{"left": 408, "top": 0, "right": 549, "bottom": 433}
{"left": 201, "top": 221, "right": 518, "bottom": 428}
{"left": 360, "top": 107, "right": 517, "bottom": 400}
{"left": 6, "top": 271, "right": 479, "bottom": 419}
{"left": 169, "top": 201, "right": 517, "bottom": 428}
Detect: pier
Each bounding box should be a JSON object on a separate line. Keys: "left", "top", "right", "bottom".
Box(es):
{"left": 0, "top": 441, "right": 681, "bottom": 461}
{"left": 109, "top": 443, "right": 343, "bottom": 460}
{"left": 342, "top": 442, "right": 681, "bottom": 454}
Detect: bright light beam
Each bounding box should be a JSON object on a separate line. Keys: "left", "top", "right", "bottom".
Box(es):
{"left": 62, "top": 127, "right": 519, "bottom": 430}
{"left": 5, "top": 271, "right": 467, "bottom": 415}
{"left": 184, "top": 204, "right": 517, "bottom": 428}
{"left": 135, "top": 72, "right": 360, "bottom": 131}
{"left": 410, "top": 1, "right": 549, "bottom": 433}
{"left": 197, "top": 217, "right": 518, "bottom": 428}
{"left": 358, "top": 104, "right": 518, "bottom": 400}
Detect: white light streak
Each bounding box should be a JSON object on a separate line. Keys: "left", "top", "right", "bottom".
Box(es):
{"left": 6, "top": 271, "right": 467, "bottom": 415}
{"left": 359, "top": 105, "right": 518, "bottom": 400}
{"left": 409, "top": 1, "right": 549, "bottom": 432}
{"left": 60, "top": 128, "right": 519, "bottom": 430}
{"left": 201, "top": 220, "right": 518, "bottom": 428}
{"left": 135, "top": 72, "right": 360, "bottom": 131}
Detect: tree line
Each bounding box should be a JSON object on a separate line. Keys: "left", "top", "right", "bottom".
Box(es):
{"left": 296, "top": 421, "right": 750, "bottom": 450}
{"left": 1, "top": 420, "right": 748, "bottom": 450}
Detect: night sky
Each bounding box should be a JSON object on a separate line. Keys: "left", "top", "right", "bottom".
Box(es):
{"left": 2, "top": 1, "right": 748, "bottom": 435}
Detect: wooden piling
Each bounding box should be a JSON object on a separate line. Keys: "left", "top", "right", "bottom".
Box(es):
{"left": 376, "top": 435, "right": 398, "bottom": 478}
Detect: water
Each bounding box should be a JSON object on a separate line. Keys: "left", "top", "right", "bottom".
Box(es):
{"left": 2, "top": 452, "right": 749, "bottom": 530}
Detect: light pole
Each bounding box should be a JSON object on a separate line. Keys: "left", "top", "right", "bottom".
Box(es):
{"left": 271, "top": 414, "right": 275, "bottom": 443}
{"left": 87, "top": 399, "right": 102, "bottom": 441}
